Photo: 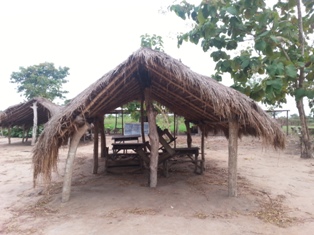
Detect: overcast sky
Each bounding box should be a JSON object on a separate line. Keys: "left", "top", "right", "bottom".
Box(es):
{"left": 0, "top": 0, "right": 301, "bottom": 115}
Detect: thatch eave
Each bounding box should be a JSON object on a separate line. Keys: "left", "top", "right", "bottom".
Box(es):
{"left": 0, "top": 97, "right": 61, "bottom": 128}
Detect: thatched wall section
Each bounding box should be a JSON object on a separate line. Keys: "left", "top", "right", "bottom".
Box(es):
{"left": 0, "top": 97, "right": 60, "bottom": 128}
{"left": 32, "top": 47, "right": 285, "bottom": 184}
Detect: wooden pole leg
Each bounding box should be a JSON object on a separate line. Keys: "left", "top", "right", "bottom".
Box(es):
{"left": 145, "top": 88, "right": 159, "bottom": 188}
{"left": 62, "top": 123, "right": 90, "bottom": 203}
{"left": 163, "top": 160, "right": 169, "bottom": 178}
{"left": 228, "top": 117, "right": 239, "bottom": 197}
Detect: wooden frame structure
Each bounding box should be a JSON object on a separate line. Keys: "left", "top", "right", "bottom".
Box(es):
{"left": 31, "top": 48, "right": 285, "bottom": 202}
{"left": 0, "top": 97, "right": 60, "bottom": 145}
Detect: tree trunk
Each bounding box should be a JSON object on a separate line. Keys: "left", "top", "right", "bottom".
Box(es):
{"left": 184, "top": 120, "right": 192, "bottom": 148}
{"left": 297, "top": 99, "right": 312, "bottom": 158}
{"left": 31, "top": 101, "right": 38, "bottom": 146}
{"left": 145, "top": 88, "right": 159, "bottom": 187}
{"left": 296, "top": 0, "right": 312, "bottom": 158}
{"left": 62, "top": 123, "right": 90, "bottom": 202}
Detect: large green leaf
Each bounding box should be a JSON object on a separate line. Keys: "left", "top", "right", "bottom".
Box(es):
{"left": 255, "top": 40, "right": 266, "bottom": 51}
{"left": 240, "top": 56, "right": 250, "bottom": 69}
{"left": 226, "top": 6, "right": 238, "bottom": 15}
{"left": 226, "top": 40, "right": 238, "bottom": 50}
{"left": 201, "top": 4, "right": 209, "bottom": 18}
{"left": 170, "top": 5, "right": 187, "bottom": 20}
{"left": 210, "top": 50, "right": 229, "bottom": 62}
{"left": 210, "top": 37, "right": 226, "bottom": 49}
{"left": 250, "top": 89, "right": 265, "bottom": 101}
{"left": 197, "top": 9, "right": 206, "bottom": 24}
{"left": 270, "top": 35, "right": 280, "bottom": 44}
{"left": 294, "top": 89, "right": 314, "bottom": 101}
{"left": 276, "top": 62, "right": 285, "bottom": 75}
{"left": 285, "top": 64, "right": 298, "bottom": 79}
{"left": 266, "top": 78, "right": 282, "bottom": 90}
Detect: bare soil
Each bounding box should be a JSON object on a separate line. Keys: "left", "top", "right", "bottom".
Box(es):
{"left": 0, "top": 135, "right": 314, "bottom": 235}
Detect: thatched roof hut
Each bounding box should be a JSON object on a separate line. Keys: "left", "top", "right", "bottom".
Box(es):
{"left": 0, "top": 97, "right": 60, "bottom": 128}
{"left": 0, "top": 97, "right": 61, "bottom": 145}
{"left": 32, "top": 47, "right": 285, "bottom": 202}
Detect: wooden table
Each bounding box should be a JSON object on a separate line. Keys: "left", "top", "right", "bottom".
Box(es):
{"left": 111, "top": 135, "right": 140, "bottom": 143}
{"left": 112, "top": 142, "right": 146, "bottom": 153}
{"left": 106, "top": 142, "right": 149, "bottom": 170}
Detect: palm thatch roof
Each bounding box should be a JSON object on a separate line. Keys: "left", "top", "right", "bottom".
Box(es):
{"left": 0, "top": 97, "right": 60, "bottom": 128}
{"left": 33, "top": 47, "right": 285, "bottom": 183}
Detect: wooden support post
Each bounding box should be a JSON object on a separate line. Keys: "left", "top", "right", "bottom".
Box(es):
{"left": 228, "top": 116, "right": 239, "bottom": 197}
{"left": 286, "top": 110, "right": 289, "bottom": 135}
{"left": 8, "top": 126, "right": 11, "bottom": 144}
{"left": 115, "top": 113, "right": 118, "bottom": 130}
{"left": 25, "top": 127, "right": 30, "bottom": 142}
{"left": 22, "top": 125, "right": 25, "bottom": 143}
{"left": 62, "top": 122, "right": 89, "bottom": 203}
{"left": 184, "top": 120, "right": 192, "bottom": 148}
{"left": 31, "top": 101, "right": 38, "bottom": 146}
{"left": 175, "top": 114, "right": 179, "bottom": 136}
{"left": 140, "top": 99, "right": 146, "bottom": 145}
{"left": 201, "top": 127, "right": 206, "bottom": 171}
{"left": 121, "top": 106, "right": 124, "bottom": 135}
{"left": 145, "top": 88, "right": 159, "bottom": 187}
{"left": 100, "top": 116, "right": 107, "bottom": 159}
{"left": 93, "top": 117, "right": 99, "bottom": 174}
{"left": 173, "top": 114, "right": 176, "bottom": 148}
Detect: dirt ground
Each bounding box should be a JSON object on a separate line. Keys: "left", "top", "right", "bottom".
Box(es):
{"left": 0, "top": 134, "right": 314, "bottom": 235}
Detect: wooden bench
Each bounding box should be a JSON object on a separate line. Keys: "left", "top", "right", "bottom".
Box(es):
{"left": 106, "top": 142, "right": 149, "bottom": 170}
{"left": 112, "top": 135, "right": 140, "bottom": 143}
{"left": 156, "top": 127, "right": 203, "bottom": 176}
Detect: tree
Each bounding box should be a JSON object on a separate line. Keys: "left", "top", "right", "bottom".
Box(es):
{"left": 10, "top": 62, "right": 70, "bottom": 101}
{"left": 170, "top": 0, "right": 314, "bottom": 158}
{"left": 140, "top": 33, "right": 164, "bottom": 52}
{"left": 139, "top": 34, "right": 171, "bottom": 129}
{"left": 126, "top": 34, "right": 170, "bottom": 126}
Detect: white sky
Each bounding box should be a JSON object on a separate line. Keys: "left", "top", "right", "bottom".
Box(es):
{"left": 0, "top": 0, "right": 302, "bottom": 115}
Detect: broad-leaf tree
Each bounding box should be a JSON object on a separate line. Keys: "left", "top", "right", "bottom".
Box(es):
{"left": 140, "top": 33, "right": 164, "bottom": 52}
{"left": 139, "top": 34, "right": 171, "bottom": 129}
{"left": 170, "top": 0, "right": 314, "bottom": 158}
{"left": 126, "top": 34, "right": 171, "bottom": 128}
{"left": 10, "top": 62, "right": 70, "bottom": 101}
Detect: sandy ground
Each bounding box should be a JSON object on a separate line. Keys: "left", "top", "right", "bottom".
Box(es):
{"left": 0, "top": 134, "right": 314, "bottom": 235}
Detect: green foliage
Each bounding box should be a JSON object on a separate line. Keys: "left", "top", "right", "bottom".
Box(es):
{"left": 1, "top": 127, "right": 25, "bottom": 138}
{"left": 10, "top": 62, "right": 69, "bottom": 101}
{"left": 140, "top": 33, "right": 164, "bottom": 52}
{"left": 126, "top": 101, "right": 141, "bottom": 121}
{"left": 170, "top": 0, "right": 314, "bottom": 106}
{"left": 1, "top": 125, "right": 44, "bottom": 138}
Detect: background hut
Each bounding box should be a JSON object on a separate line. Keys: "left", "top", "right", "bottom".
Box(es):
{"left": 0, "top": 97, "right": 60, "bottom": 145}
{"left": 32, "top": 48, "right": 285, "bottom": 202}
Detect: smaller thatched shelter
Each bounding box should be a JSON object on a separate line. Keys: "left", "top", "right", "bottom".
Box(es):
{"left": 32, "top": 48, "right": 285, "bottom": 202}
{"left": 0, "top": 97, "right": 60, "bottom": 144}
